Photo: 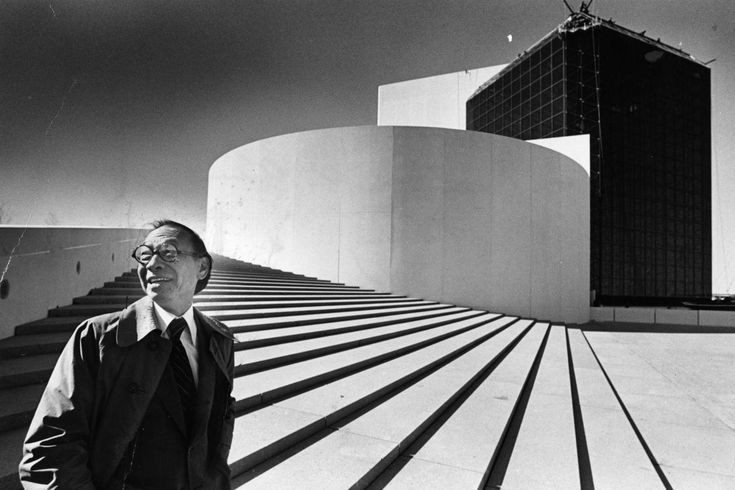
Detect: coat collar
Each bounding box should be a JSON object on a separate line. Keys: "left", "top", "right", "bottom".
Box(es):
{"left": 117, "top": 296, "right": 235, "bottom": 347}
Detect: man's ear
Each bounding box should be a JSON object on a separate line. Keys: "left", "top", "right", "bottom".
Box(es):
{"left": 197, "top": 256, "right": 211, "bottom": 280}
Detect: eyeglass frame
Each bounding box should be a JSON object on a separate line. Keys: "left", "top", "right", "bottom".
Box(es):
{"left": 131, "top": 243, "right": 204, "bottom": 266}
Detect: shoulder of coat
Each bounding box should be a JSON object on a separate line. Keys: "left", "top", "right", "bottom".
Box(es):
{"left": 78, "top": 308, "right": 126, "bottom": 336}
{"left": 197, "top": 309, "right": 236, "bottom": 342}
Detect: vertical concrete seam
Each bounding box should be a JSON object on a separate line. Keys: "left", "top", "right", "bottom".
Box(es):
{"left": 483, "top": 322, "right": 551, "bottom": 489}
{"left": 441, "top": 130, "right": 447, "bottom": 301}
{"left": 389, "top": 127, "right": 396, "bottom": 293}
{"left": 528, "top": 148, "right": 533, "bottom": 317}
{"left": 579, "top": 329, "right": 673, "bottom": 489}
{"left": 565, "top": 326, "right": 594, "bottom": 488}
{"left": 336, "top": 134, "right": 344, "bottom": 284}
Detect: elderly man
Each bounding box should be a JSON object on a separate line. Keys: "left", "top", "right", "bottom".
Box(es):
{"left": 20, "top": 220, "right": 236, "bottom": 490}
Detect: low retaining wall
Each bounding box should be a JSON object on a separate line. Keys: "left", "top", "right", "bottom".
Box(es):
{"left": 590, "top": 306, "right": 735, "bottom": 327}
{"left": 0, "top": 227, "right": 144, "bottom": 339}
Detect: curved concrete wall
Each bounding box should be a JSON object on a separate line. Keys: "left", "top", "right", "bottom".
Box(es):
{"left": 207, "top": 126, "right": 589, "bottom": 323}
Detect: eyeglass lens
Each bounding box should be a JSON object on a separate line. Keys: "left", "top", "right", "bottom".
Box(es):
{"left": 134, "top": 243, "right": 179, "bottom": 263}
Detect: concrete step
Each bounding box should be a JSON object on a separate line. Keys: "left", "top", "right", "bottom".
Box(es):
{"left": 48, "top": 304, "right": 126, "bottom": 317}
{"left": 113, "top": 277, "right": 351, "bottom": 288}
{"left": 19, "top": 304, "right": 449, "bottom": 338}
{"left": 231, "top": 313, "right": 514, "bottom": 412}
{"left": 209, "top": 275, "right": 332, "bottom": 284}
{"left": 89, "top": 287, "right": 148, "bottom": 296}
{"left": 202, "top": 284, "right": 370, "bottom": 292}
{"left": 196, "top": 297, "right": 419, "bottom": 312}
{"left": 0, "top": 354, "right": 59, "bottom": 389}
{"left": 89, "top": 287, "right": 388, "bottom": 297}
{"left": 210, "top": 270, "right": 313, "bottom": 279}
{"left": 0, "top": 384, "right": 44, "bottom": 432}
{"left": 104, "top": 281, "right": 364, "bottom": 292}
{"left": 500, "top": 325, "right": 579, "bottom": 489}
{"left": 90, "top": 287, "right": 389, "bottom": 297}
{"left": 209, "top": 273, "right": 315, "bottom": 281}
{"left": 234, "top": 307, "right": 470, "bottom": 348}
{"left": 567, "top": 328, "right": 665, "bottom": 488}
{"left": 15, "top": 317, "right": 88, "bottom": 336}
{"left": 234, "top": 310, "right": 489, "bottom": 374}
{"left": 48, "top": 298, "right": 425, "bottom": 318}
{"left": 207, "top": 300, "right": 436, "bottom": 322}
{"left": 73, "top": 294, "right": 145, "bottom": 305}
{"left": 236, "top": 320, "right": 534, "bottom": 488}
{"left": 224, "top": 304, "right": 454, "bottom": 333}
{"left": 228, "top": 315, "right": 519, "bottom": 479}
{"left": 73, "top": 293, "right": 398, "bottom": 305}
{"left": 0, "top": 312, "right": 476, "bottom": 432}
{"left": 0, "top": 332, "right": 70, "bottom": 359}
{"left": 207, "top": 277, "right": 344, "bottom": 286}
{"left": 209, "top": 269, "right": 313, "bottom": 276}
{"left": 376, "top": 322, "right": 549, "bottom": 488}
{"left": 0, "top": 427, "right": 27, "bottom": 490}
{"left": 197, "top": 293, "right": 405, "bottom": 302}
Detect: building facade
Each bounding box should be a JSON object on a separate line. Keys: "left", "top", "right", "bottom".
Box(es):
{"left": 467, "top": 12, "right": 711, "bottom": 304}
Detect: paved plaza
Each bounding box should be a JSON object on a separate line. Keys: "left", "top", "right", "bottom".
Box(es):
{"left": 581, "top": 323, "right": 735, "bottom": 488}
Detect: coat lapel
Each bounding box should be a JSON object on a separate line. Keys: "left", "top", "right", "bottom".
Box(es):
{"left": 116, "top": 297, "right": 189, "bottom": 437}
{"left": 93, "top": 298, "right": 172, "bottom": 486}
{"left": 195, "top": 309, "right": 235, "bottom": 387}
{"left": 189, "top": 316, "right": 216, "bottom": 442}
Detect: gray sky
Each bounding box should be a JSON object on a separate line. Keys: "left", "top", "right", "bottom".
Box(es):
{"left": 2, "top": 0, "right": 735, "bottom": 291}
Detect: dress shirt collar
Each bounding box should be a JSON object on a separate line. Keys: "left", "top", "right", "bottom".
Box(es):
{"left": 151, "top": 302, "right": 197, "bottom": 345}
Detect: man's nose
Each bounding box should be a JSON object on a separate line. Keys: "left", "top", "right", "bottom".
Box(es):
{"left": 146, "top": 253, "right": 165, "bottom": 269}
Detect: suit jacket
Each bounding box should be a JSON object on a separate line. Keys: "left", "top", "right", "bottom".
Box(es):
{"left": 19, "top": 297, "right": 236, "bottom": 490}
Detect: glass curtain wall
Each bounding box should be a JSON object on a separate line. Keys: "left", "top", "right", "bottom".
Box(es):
{"left": 467, "top": 19, "right": 711, "bottom": 303}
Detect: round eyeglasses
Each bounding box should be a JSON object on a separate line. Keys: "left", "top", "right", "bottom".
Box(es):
{"left": 131, "top": 243, "right": 201, "bottom": 265}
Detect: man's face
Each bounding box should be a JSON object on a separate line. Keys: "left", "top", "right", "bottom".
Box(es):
{"left": 136, "top": 225, "right": 209, "bottom": 315}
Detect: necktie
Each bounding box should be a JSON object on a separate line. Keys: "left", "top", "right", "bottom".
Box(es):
{"left": 167, "top": 318, "right": 196, "bottom": 426}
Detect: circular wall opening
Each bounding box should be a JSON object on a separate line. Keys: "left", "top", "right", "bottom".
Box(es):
{"left": 0, "top": 279, "right": 9, "bottom": 299}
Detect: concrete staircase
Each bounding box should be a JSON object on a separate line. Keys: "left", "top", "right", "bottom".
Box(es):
{"left": 0, "top": 256, "right": 667, "bottom": 489}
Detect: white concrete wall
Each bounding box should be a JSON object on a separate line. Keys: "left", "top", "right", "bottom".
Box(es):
{"left": 207, "top": 126, "right": 590, "bottom": 323}
{"left": 207, "top": 127, "right": 394, "bottom": 292}
{"left": 0, "top": 227, "right": 144, "bottom": 339}
{"left": 377, "top": 66, "right": 506, "bottom": 130}
{"left": 529, "top": 134, "right": 591, "bottom": 176}
{"left": 389, "top": 129, "right": 589, "bottom": 323}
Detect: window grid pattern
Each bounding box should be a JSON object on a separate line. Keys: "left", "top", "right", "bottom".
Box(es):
{"left": 467, "top": 25, "right": 711, "bottom": 301}
{"left": 466, "top": 37, "right": 565, "bottom": 140}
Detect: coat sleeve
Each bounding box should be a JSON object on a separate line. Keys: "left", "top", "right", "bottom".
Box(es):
{"left": 220, "top": 339, "right": 236, "bottom": 469}
{"left": 19, "top": 321, "right": 101, "bottom": 490}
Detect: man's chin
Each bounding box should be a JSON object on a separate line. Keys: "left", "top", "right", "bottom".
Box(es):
{"left": 145, "top": 287, "right": 169, "bottom": 303}
{"left": 148, "top": 293, "right": 174, "bottom": 311}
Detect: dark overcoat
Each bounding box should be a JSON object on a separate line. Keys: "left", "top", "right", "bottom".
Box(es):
{"left": 19, "top": 297, "right": 236, "bottom": 489}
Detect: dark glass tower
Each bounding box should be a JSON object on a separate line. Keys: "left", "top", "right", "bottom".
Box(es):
{"left": 467, "top": 12, "right": 711, "bottom": 304}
